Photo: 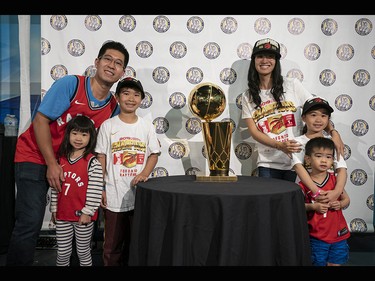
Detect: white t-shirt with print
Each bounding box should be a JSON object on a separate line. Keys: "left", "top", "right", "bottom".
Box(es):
{"left": 241, "top": 77, "right": 313, "bottom": 170}
{"left": 95, "top": 115, "right": 161, "bottom": 212}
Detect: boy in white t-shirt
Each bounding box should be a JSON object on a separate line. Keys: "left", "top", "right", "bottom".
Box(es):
{"left": 95, "top": 77, "right": 161, "bottom": 266}
{"left": 292, "top": 96, "right": 347, "bottom": 204}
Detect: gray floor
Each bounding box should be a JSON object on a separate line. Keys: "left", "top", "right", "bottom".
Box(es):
{"left": 1, "top": 232, "right": 375, "bottom": 266}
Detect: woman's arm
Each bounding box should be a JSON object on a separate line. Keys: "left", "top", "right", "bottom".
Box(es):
{"left": 245, "top": 118, "right": 301, "bottom": 157}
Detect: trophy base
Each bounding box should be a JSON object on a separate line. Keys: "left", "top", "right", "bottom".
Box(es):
{"left": 195, "top": 175, "right": 238, "bottom": 182}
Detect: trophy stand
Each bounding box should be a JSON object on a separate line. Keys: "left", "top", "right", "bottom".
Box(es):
{"left": 189, "top": 82, "right": 237, "bottom": 182}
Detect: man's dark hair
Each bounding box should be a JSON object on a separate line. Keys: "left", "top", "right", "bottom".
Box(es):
{"left": 98, "top": 40, "right": 129, "bottom": 68}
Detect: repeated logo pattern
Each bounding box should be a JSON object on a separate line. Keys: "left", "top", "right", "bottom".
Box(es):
{"left": 41, "top": 15, "right": 375, "bottom": 232}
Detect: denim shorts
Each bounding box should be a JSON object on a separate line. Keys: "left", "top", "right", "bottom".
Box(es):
{"left": 310, "top": 236, "right": 350, "bottom": 266}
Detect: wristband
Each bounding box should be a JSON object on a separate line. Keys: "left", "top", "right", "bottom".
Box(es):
{"left": 311, "top": 189, "right": 321, "bottom": 199}
{"left": 329, "top": 129, "right": 338, "bottom": 135}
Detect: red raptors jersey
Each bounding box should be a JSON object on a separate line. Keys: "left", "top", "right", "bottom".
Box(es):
{"left": 56, "top": 154, "right": 98, "bottom": 222}
{"left": 15, "top": 75, "right": 118, "bottom": 164}
{"left": 299, "top": 172, "right": 350, "bottom": 244}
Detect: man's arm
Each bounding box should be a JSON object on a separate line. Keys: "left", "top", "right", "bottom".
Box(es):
{"left": 33, "top": 112, "right": 64, "bottom": 191}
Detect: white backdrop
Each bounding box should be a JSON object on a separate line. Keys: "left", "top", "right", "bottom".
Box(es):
{"left": 39, "top": 15, "right": 375, "bottom": 233}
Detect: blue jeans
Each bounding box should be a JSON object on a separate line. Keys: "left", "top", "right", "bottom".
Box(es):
{"left": 258, "top": 166, "right": 297, "bottom": 182}
{"left": 6, "top": 162, "right": 50, "bottom": 266}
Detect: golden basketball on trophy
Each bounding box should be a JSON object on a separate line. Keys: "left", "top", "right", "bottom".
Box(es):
{"left": 189, "top": 82, "right": 237, "bottom": 182}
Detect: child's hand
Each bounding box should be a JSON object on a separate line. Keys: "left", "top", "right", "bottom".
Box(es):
{"left": 329, "top": 201, "right": 341, "bottom": 210}
{"left": 314, "top": 190, "right": 329, "bottom": 203}
{"left": 131, "top": 174, "right": 149, "bottom": 187}
{"left": 79, "top": 213, "right": 91, "bottom": 225}
{"left": 101, "top": 190, "right": 107, "bottom": 209}
{"left": 315, "top": 202, "right": 330, "bottom": 214}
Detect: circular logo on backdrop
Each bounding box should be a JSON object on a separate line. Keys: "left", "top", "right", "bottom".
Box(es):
{"left": 41, "top": 37, "right": 51, "bottom": 55}
{"left": 170, "top": 41, "right": 187, "bottom": 59}
{"left": 187, "top": 16, "right": 204, "bottom": 34}
{"left": 185, "top": 167, "right": 201, "bottom": 176}
{"left": 286, "top": 69, "right": 304, "bottom": 82}
{"left": 369, "top": 95, "right": 375, "bottom": 110}
{"left": 202, "top": 145, "right": 207, "bottom": 159}
{"left": 366, "top": 194, "right": 374, "bottom": 211}
{"left": 119, "top": 15, "right": 136, "bottom": 32}
{"left": 351, "top": 119, "right": 369, "bottom": 136}
{"left": 344, "top": 144, "right": 351, "bottom": 160}
{"left": 221, "top": 118, "right": 237, "bottom": 133}
{"left": 186, "top": 117, "right": 202, "bottom": 135}
{"left": 124, "top": 67, "right": 136, "bottom": 79}
{"left": 151, "top": 167, "right": 169, "bottom": 178}
{"left": 254, "top": 17, "right": 271, "bottom": 35}
{"left": 152, "top": 66, "right": 170, "bottom": 84}
{"left": 136, "top": 41, "right": 153, "bottom": 58}
{"left": 186, "top": 67, "right": 203, "bottom": 84}
{"left": 235, "top": 142, "right": 252, "bottom": 160}
{"left": 350, "top": 218, "right": 367, "bottom": 232}
{"left": 372, "top": 46, "right": 375, "bottom": 59}
{"left": 321, "top": 18, "right": 338, "bottom": 36}
{"left": 84, "top": 15, "right": 102, "bottom": 31}
{"left": 153, "top": 117, "right": 169, "bottom": 134}
{"left": 84, "top": 65, "right": 96, "bottom": 77}
{"left": 335, "top": 94, "right": 353, "bottom": 111}
{"left": 67, "top": 39, "right": 85, "bottom": 57}
{"left": 168, "top": 142, "right": 186, "bottom": 159}
{"left": 353, "top": 69, "right": 370, "bottom": 87}
{"left": 367, "top": 145, "right": 375, "bottom": 161}
{"left": 169, "top": 92, "right": 186, "bottom": 109}
{"left": 153, "top": 15, "right": 170, "bottom": 33}
{"left": 280, "top": 43, "right": 287, "bottom": 59}
{"left": 220, "top": 17, "right": 238, "bottom": 34}
{"left": 50, "top": 64, "right": 68, "bottom": 80}
{"left": 203, "top": 42, "right": 221, "bottom": 59}
{"left": 287, "top": 17, "right": 305, "bottom": 35}
{"left": 336, "top": 44, "right": 354, "bottom": 61}
{"left": 140, "top": 92, "right": 152, "bottom": 109}
{"left": 319, "top": 69, "right": 336, "bottom": 86}
{"left": 355, "top": 18, "right": 373, "bottom": 36}
{"left": 50, "top": 15, "right": 67, "bottom": 30}
{"left": 350, "top": 169, "right": 368, "bottom": 186}
{"left": 237, "top": 42, "right": 252, "bottom": 60}
{"left": 236, "top": 94, "right": 243, "bottom": 110}
{"left": 220, "top": 68, "right": 237, "bottom": 85}
{"left": 304, "top": 43, "right": 321, "bottom": 61}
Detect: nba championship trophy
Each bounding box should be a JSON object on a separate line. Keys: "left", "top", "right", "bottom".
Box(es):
{"left": 189, "top": 82, "right": 237, "bottom": 182}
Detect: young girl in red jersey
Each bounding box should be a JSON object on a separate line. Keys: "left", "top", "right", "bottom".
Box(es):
{"left": 50, "top": 115, "right": 103, "bottom": 266}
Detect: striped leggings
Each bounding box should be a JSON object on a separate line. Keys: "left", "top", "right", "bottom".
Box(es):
{"left": 55, "top": 220, "right": 94, "bottom": 266}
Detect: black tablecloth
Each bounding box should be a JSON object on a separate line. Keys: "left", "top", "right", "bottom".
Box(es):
{"left": 129, "top": 175, "right": 311, "bottom": 266}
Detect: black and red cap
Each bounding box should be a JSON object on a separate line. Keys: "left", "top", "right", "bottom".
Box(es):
{"left": 251, "top": 38, "right": 281, "bottom": 59}
{"left": 302, "top": 96, "right": 334, "bottom": 115}
{"left": 116, "top": 77, "right": 145, "bottom": 99}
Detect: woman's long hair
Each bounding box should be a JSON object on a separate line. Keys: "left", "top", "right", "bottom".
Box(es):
{"left": 246, "top": 57, "right": 284, "bottom": 109}
{"left": 57, "top": 115, "right": 97, "bottom": 160}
